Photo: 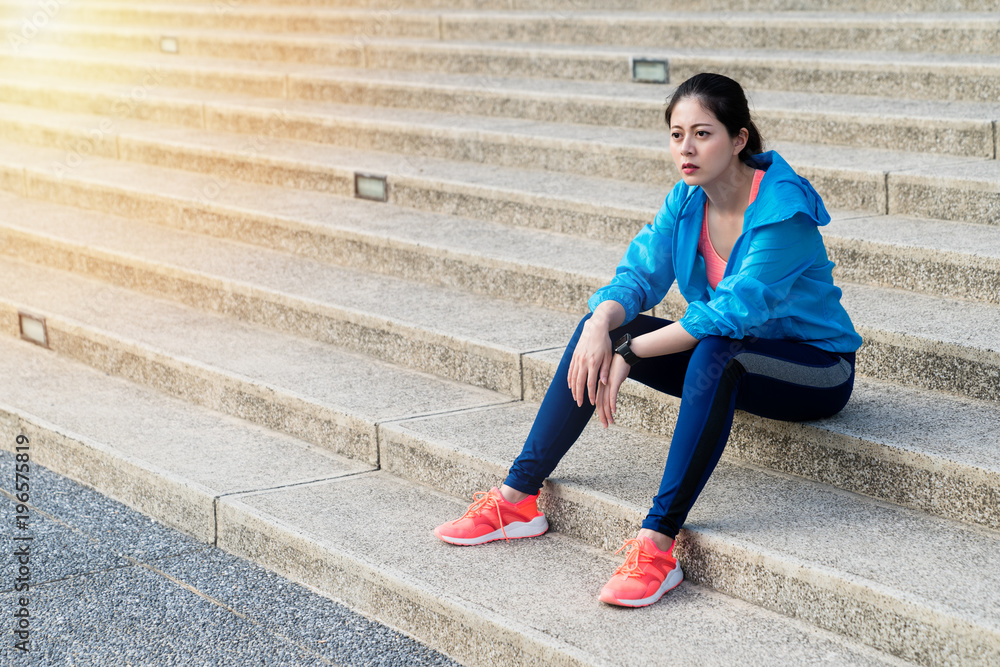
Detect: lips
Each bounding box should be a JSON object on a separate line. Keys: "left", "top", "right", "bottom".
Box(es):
{"left": 681, "top": 163, "right": 698, "bottom": 174}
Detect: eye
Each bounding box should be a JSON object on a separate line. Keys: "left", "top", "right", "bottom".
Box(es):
{"left": 671, "top": 131, "right": 681, "bottom": 139}
{"left": 696, "top": 130, "right": 709, "bottom": 137}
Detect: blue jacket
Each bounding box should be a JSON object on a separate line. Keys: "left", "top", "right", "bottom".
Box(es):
{"left": 588, "top": 151, "right": 862, "bottom": 353}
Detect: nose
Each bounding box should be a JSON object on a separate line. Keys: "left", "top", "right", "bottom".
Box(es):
{"left": 679, "top": 137, "right": 694, "bottom": 157}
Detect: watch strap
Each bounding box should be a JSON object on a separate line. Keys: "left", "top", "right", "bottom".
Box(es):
{"left": 613, "top": 333, "right": 641, "bottom": 366}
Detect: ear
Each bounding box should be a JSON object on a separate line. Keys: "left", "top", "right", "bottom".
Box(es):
{"left": 733, "top": 128, "right": 749, "bottom": 155}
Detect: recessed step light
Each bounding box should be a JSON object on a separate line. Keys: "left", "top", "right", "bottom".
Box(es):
{"left": 355, "top": 173, "right": 388, "bottom": 202}
{"left": 632, "top": 58, "right": 668, "bottom": 84}
{"left": 160, "top": 36, "right": 179, "bottom": 54}
{"left": 18, "top": 312, "right": 48, "bottom": 348}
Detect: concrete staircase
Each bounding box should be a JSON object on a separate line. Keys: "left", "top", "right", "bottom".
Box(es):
{"left": 1, "top": 0, "right": 998, "bottom": 664}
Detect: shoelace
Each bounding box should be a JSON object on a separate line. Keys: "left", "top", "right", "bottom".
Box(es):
{"left": 461, "top": 491, "right": 510, "bottom": 542}
{"left": 612, "top": 539, "right": 658, "bottom": 579}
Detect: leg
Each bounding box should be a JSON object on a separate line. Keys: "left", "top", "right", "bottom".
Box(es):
{"left": 642, "top": 335, "right": 856, "bottom": 538}
{"left": 436, "top": 313, "right": 686, "bottom": 547}
{"left": 504, "top": 312, "right": 687, "bottom": 495}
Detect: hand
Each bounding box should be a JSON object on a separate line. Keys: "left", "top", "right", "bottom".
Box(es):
{"left": 567, "top": 318, "right": 613, "bottom": 408}
{"left": 596, "top": 353, "right": 631, "bottom": 428}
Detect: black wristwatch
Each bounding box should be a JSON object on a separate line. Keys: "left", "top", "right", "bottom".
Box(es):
{"left": 613, "top": 333, "right": 642, "bottom": 366}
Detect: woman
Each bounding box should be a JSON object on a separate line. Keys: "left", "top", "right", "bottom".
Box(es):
{"left": 433, "top": 73, "right": 863, "bottom": 608}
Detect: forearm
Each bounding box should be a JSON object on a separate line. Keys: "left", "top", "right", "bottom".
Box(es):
{"left": 589, "top": 300, "right": 626, "bottom": 332}
{"left": 630, "top": 321, "right": 698, "bottom": 359}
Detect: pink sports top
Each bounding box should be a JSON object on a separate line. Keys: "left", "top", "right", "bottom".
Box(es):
{"left": 700, "top": 169, "right": 765, "bottom": 290}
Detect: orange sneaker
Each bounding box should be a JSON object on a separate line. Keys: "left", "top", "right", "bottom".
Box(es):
{"left": 434, "top": 488, "right": 549, "bottom": 545}
{"left": 598, "top": 536, "right": 683, "bottom": 607}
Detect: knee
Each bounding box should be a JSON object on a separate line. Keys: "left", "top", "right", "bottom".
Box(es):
{"left": 686, "top": 336, "right": 743, "bottom": 392}
{"left": 691, "top": 336, "right": 742, "bottom": 370}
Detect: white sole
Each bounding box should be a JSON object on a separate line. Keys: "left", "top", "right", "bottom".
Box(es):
{"left": 437, "top": 514, "right": 549, "bottom": 546}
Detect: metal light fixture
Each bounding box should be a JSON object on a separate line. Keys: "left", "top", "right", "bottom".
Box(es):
{"left": 160, "top": 36, "right": 179, "bottom": 54}
{"left": 632, "top": 58, "right": 668, "bottom": 84}
{"left": 355, "top": 173, "right": 388, "bottom": 202}
{"left": 18, "top": 312, "right": 48, "bottom": 348}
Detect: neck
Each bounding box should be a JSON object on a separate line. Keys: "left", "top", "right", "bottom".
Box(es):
{"left": 702, "top": 159, "right": 756, "bottom": 216}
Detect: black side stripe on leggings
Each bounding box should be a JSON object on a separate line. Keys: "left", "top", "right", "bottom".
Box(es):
{"left": 662, "top": 352, "right": 852, "bottom": 535}
{"left": 663, "top": 358, "right": 746, "bottom": 536}
{"left": 735, "top": 352, "right": 853, "bottom": 388}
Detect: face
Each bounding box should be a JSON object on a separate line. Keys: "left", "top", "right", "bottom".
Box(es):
{"left": 668, "top": 97, "right": 747, "bottom": 188}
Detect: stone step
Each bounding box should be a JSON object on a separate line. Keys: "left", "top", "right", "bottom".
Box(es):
{"left": 0, "top": 142, "right": 619, "bottom": 314}
{"left": 0, "top": 189, "right": 581, "bottom": 398}
{"left": 32, "top": 0, "right": 999, "bottom": 11}
{"left": 0, "top": 340, "right": 913, "bottom": 666}
{"left": 5, "top": 133, "right": 1000, "bottom": 311}
{"left": 19, "top": 2, "right": 1000, "bottom": 56}
{"left": 4, "top": 248, "right": 998, "bottom": 536}
{"left": 0, "top": 257, "right": 512, "bottom": 467}
{"left": 1, "top": 98, "right": 998, "bottom": 226}
{"left": 1, "top": 55, "right": 997, "bottom": 160}
{"left": 825, "top": 213, "right": 1000, "bottom": 306}
{"left": 1, "top": 165, "right": 998, "bottom": 403}
{"left": 2, "top": 131, "right": 998, "bottom": 309}
{"left": 377, "top": 400, "right": 1000, "bottom": 665}
{"left": 520, "top": 347, "right": 1000, "bottom": 532}
{"left": 0, "top": 337, "right": 376, "bottom": 545}
{"left": 7, "top": 22, "right": 1000, "bottom": 102}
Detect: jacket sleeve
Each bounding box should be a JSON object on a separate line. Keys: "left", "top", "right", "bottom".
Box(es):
{"left": 679, "top": 212, "right": 821, "bottom": 340}
{"left": 587, "top": 187, "right": 683, "bottom": 324}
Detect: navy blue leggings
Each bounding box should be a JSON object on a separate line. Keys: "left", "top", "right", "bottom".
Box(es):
{"left": 504, "top": 313, "right": 856, "bottom": 538}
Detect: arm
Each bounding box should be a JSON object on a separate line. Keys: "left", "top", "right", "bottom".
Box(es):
{"left": 580, "top": 184, "right": 692, "bottom": 420}
{"left": 595, "top": 321, "right": 698, "bottom": 428}
{"left": 597, "top": 214, "right": 821, "bottom": 428}
{"left": 587, "top": 184, "right": 689, "bottom": 324}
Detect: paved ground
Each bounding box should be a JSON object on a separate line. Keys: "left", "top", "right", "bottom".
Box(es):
{"left": 0, "top": 450, "right": 460, "bottom": 666}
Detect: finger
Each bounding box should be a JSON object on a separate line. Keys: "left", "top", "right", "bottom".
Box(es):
{"left": 587, "top": 362, "right": 599, "bottom": 406}
{"left": 595, "top": 382, "right": 608, "bottom": 428}
{"left": 574, "top": 360, "right": 587, "bottom": 407}
{"left": 609, "top": 377, "right": 620, "bottom": 419}
{"left": 568, "top": 354, "right": 577, "bottom": 399}
{"left": 599, "top": 350, "right": 611, "bottom": 386}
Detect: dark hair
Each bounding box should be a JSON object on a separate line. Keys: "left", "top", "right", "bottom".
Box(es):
{"left": 664, "top": 73, "right": 763, "bottom": 163}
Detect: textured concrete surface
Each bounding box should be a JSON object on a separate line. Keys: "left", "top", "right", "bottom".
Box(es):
{"left": 0, "top": 46, "right": 291, "bottom": 98}
{"left": 824, "top": 214, "right": 1000, "bottom": 303}
{"left": 888, "top": 160, "right": 1000, "bottom": 226}
{"left": 18, "top": 0, "right": 995, "bottom": 10}
{"left": 219, "top": 472, "right": 910, "bottom": 667}
{"left": 376, "top": 405, "right": 1000, "bottom": 664}
{"left": 1, "top": 0, "right": 999, "bottom": 663}
{"left": 1, "top": 140, "right": 622, "bottom": 311}
{"left": 3, "top": 57, "right": 996, "bottom": 163}
{"left": 840, "top": 283, "right": 1000, "bottom": 401}
{"left": 1, "top": 86, "right": 991, "bottom": 204}
{"left": 521, "top": 347, "right": 1000, "bottom": 530}
{"left": 0, "top": 336, "right": 374, "bottom": 541}
{"left": 0, "top": 256, "right": 513, "bottom": 465}
{"left": 667, "top": 48, "right": 1000, "bottom": 103}
{"left": 0, "top": 452, "right": 458, "bottom": 666}
{"left": 27, "top": 5, "right": 1000, "bottom": 56}
{"left": 11, "top": 18, "right": 1000, "bottom": 101}
{"left": 0, "top": 189, "right": 582, "bottom": 397}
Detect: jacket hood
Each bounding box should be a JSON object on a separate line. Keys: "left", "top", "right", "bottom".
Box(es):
{"left": 743, "top": 151, "right": 831, "bottom": 228}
